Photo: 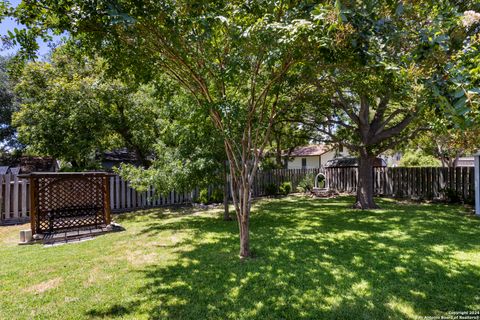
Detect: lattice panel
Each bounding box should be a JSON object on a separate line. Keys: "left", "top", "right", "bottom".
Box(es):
{"left": 35, "top": 176, "right": 107, "bottom": 233}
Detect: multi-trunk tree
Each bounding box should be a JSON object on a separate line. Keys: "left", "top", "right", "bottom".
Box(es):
{"left": 8, "top": 0, "right": 480, "bottom": 256}
{"left": 9, "top": 0, "right": 315, "bottom": 258}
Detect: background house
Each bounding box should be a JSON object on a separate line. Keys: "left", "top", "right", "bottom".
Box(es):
{"left": 0, "top": 157, "right": 58, "bottom": 174}
{"left": 454, "top": 157, "right": 474, "bottom": 167}
{"left": 19, "top": 156, "right": 59, "bottom": 173}
{"left": 100, "top": 148, "right": 141, "bottom": 171}
{"left": 324, "top": 156, "right": 387, "bottom": 168}
{"left": 283, "top": 144, "right": 349, "bottom": 169}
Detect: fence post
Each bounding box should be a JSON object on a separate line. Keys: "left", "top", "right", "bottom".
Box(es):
{"left": 103, "top": 176, "right": 112, "bottom": 225}
{"left": 29, "top": 177, "right": 36, "bottom": 234}
{"left": 475, "top": 153, "right": 480, "bottom": 216}
{"left": 21, "top": 178, "right": 28, "bottom": 218}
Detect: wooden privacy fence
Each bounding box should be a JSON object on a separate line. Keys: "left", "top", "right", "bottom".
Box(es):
{"left": 0, "top": 167, "right": 476, "bottom": 224}
{"left": 326, "top": 166, "right": 475, "bottom": 201}
{"left": 252, "top": 167, "right": 474, "bottom": 201}
{"left": 0, "top": 174, "right": 195, "bottom": 224}
{"left": 251, "top": 169, "right": 322, "bottom": 196}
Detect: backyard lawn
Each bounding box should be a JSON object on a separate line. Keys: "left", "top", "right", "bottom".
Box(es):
{"left": 1, "top": 195, "right": 479, "bottom": 319}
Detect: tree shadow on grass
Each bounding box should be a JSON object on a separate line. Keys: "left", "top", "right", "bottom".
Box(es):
{"left": 86, "top": 196, "right": 480, "bottom": 319}
{"left": 114, "top": 205, "right": 204, "bottom": 223}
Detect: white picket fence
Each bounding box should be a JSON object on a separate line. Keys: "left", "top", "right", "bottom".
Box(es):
{"left": 0, "top": 174, "right": 195, "bottom": 224}
{"left": 0, "top": 174, "right": 30, "bottom": 223}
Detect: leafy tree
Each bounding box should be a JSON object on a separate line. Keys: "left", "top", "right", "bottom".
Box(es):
{"left": 302, "top": 1, "right": 480, "bottom": 208}
{"left": 118, "top": 91, "right": 233, "bottom": 220}
{"left": 405, "top": 116, "right": 480, "bottom": 168}
{"left": 13, "top": 47, "right": 160, "bottom": 169}
{"left": 269, "top": 117, "right": 310, "bottom": 168}
{"left": 398, "top": 150, "right": 441, "bottom": 168}
{"left": 10, "top": 0, "right": 480, "bottom": 256}
{"left": 0, "top": 56, "right": 21, "bottom": 154}
{"left": 9, "top": 0, "right": 316, "bottom": 258}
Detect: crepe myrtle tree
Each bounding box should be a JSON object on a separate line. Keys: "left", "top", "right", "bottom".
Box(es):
{"left": 8, "top": 0, "right": 317, "bottom": 258}
{"left": 300, "top": 1, "right": 480, "bottom": 209}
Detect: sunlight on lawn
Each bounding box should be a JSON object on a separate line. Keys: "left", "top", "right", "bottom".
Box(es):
{"left": 0, "top": 195, "right": 479, "bottom": 319}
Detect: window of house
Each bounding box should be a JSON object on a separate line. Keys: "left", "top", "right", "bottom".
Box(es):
{"left": 339, "top": 145, "right": 344, "bottom": 153}
{"left": 301, "top": 158, "right": 307, "bottom": 169}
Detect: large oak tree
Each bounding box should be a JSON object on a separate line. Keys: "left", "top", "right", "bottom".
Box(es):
{"left": 301, "top": 1, "right": 480, "bottom": 208}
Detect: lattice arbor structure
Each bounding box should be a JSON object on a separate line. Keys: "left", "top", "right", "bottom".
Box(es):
{"left": 21, "top": 173, "right": 113, "bottom": 235}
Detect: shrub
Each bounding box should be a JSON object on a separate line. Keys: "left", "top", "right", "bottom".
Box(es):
{"left": 441, "top": 188, "right": 462, "bottom": 204}
{"left": 197, "top": 188, "right": 209, "bottom": 204}
{"left": 398, "top": 150, "right": 441, "bottom": 167}
{"left": 279, "top": 182, "right": 292, "bottom": 196}
{"left": 296, "top": 186, "right": 306, "bottom": 193}
{"left": 464, "top": 195, "right": 474, "bottom": 206}
{"left": 264, "top": 183, "right": 278, "bottom": 196}
{"left": 209, "top": 188, "right": 224, "bottom": 203}
{"left": 196, "top": 188, "right": 224, "bottom": 204}
{"left": 297, "top": 173, "right": 314, "bottom": 193}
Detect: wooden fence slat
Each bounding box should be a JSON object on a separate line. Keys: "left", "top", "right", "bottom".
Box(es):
{"left": 12, "top": 175, "right": 19, "bottom": 218}
{"left": 126, "top": 183, "right": 131, "bottom": 209}
{"left": 120, "top": 178, "right": 126, "bottom": 209}
{"left": 21, "top": 178, "right": 27, "bottom": 217}
{"left": 0, "top": 175, "right": 3, "bottom": 220}
{"left": 4, "top": 174, "right": 11, "bottom": 219}
{"left": 115, "top": 175, "right": 120, "bottom": 210}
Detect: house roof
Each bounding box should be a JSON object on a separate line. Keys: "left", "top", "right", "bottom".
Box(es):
{"left": 284, "top": 144, "right": 331, "bottom": 157}
{"left": 9, "top": 167, "right": 20, "bottom": 175}
{"left": 325, "top": 157, "right": 386, "bottom": 168}
{"left": 102, "top": 149, "right": 139, "bottom": 163}
{"left": 456, "top": 157, "right": 474, "bottom": 167}
{"left": 20, "top": 157, "right": 57, "bottom": 173}
{"left": 0, "top": 166, "right": 9, "bottom": 175}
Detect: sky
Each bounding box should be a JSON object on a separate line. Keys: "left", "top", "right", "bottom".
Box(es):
{"left": 0, "top": 0, "right": 64, "bottom": 57}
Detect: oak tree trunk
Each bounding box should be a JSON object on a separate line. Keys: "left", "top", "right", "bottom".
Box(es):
{"left": 354, "top": 153, "right": 379, "bottom": 209}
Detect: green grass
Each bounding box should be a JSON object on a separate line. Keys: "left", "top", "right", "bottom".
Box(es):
{"left": 1, "top": 195, "right": 480, "bottom": 319}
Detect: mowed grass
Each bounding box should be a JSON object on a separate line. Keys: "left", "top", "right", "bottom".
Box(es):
{"left": 1, "top": 196, "right": 480, "bottom": 319}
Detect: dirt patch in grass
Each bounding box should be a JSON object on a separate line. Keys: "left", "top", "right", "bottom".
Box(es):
{"left": 0, "top": 223, "right": 29, "bottom": 245}
{"left": 84, "top": 267, "right": 112, "bottom": 287}
{"left": 25, "top": 277, "right": 63, "bottom": 294}
{"left": 127, "top": 251, "right": 158, "bottom": 266}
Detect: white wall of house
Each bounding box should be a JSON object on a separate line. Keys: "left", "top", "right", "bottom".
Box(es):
{"left": 287, "top": 156, "right": 320, "bottom": 169}
{"left": 286, "top": 149, "right": 350, "bottom": 169}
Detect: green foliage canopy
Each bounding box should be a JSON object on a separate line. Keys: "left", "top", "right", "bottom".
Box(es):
{"left": 0, "top": 56, "right": 20, "bottom": 153}
{"left": 398, "top": 150, "right": 441, "bottom": 168}
{"left": 13, "top": 47, "right": 160, "bottom": 169}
